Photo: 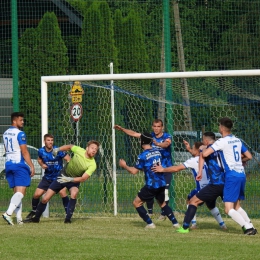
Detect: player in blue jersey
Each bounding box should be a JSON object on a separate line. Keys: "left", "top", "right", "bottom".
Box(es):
{"left": 202, "top": 118, "right": 256, "bottom": 235}
{"left": 2, "top": 112, "right": 35, "bottom": 225}
{"left": 172, "top": 132, "right": 227, "bottom": 233}
{"left": 114, "top": 119, "right": 173, "bottom": 219}
{"left": 119, "top": 133, "right": 179, "bottom": 229}
{"left": 152, "top": 139, "right": 226, "bottom": 231}
{"left": 24, "top": 134, "right": 71, "bottom": 221}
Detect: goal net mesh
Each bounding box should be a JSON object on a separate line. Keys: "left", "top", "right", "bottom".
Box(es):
{"left": 46, "top": 75, "right": 260, "bottom": 218}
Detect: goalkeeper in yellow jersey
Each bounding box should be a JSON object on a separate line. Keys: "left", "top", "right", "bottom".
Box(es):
{"left": 24, "top": 140, "right": 100, "bottom": 224}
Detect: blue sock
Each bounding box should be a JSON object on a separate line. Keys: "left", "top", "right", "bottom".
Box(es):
{"left": 161, "top": 200, "right": 169, "bottom": 216}
{"left": 183, "top": 205, "right": 197, "bottom": 229}
{"left": 35, "top": 202, "right": 47, "bottom": 219}
{"left": 62, "top": 196, "right": 69, "bottom": 213}
{"left": 66, "top": 199, "right": 77, "bottom": 220}
{"left": 32, "top": 198, "right": 40, "bottom": 211}
{"left": 161, "top": 204, "right": 178, "bottom": 224}
{"left": 146, "top": 199, "right": 154, "bottom": 214}
{"left": 136, "top": 206, "right": 152, "bottom": 224}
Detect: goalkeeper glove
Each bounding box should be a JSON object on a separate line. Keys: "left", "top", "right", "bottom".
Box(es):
{"left": 57, "top": 174, "right": 74, "bottom": 183}
{"left": 52, "top": 148, "right": 60, "bottom": 157}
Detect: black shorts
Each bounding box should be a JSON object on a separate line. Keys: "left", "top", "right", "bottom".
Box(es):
{"left": 163, "top": 173, "right": 172, "bottom": 187}
{"left": 196, "top": 184, "right": 224, "bottom": 203}
{"left": 48, "top": 179, "right": 80, "bottom": 194}
{"left": 37, "top": 177, "right": 53, "bottom": 191}
{"left": 138, "top": 185, "right": 165, "bottom": 204}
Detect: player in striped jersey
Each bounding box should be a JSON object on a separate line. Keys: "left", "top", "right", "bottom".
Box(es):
{"left": 202, "top": 118, "right": 256, "bottom": 235}
{"left": 152, "top": 140, "right": 226, "bottom": 230}
{"left": 26, "top": 140, "right": 99, "bottom": 224}
{"left": 119, "top": 133, "right": 179, "bottom": 229}
{"left": 114, "top": 119, "right": 173, "bottom": 219}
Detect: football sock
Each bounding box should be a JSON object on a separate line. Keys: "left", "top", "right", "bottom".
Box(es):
{"left": 161, "top": 204, "right": 178, "bottom": 225}
{"left": 65, "top": 199, "right": 77, "bottom": 220}
{"left": 14, "top": 202, "right": 22, "bottom": 220}
{"left": 62, "top": 196, "right": 70, "bottom": 213}
{"left": 136, "top": 205, "right": 152, "bottom": 224}
{"left": 6, "top": 192, "right": 24, "bottom": 215}
{"left": 188, "top": 205, "right": 197, "bottom": 225}
{"left": 228, "top": 209, "right": 251, "bottom": 229}
{"left": 32, "top": 198, "right": 40, "bottom": 211}
{"left": 183, "top": 205, "right": 197, "bottom": 229}
{"left": 161, "top": 200, "right": 169, "bottom": 216}
{"left": 210, "top": 207, "right": 225, "bottom": 226}
{"left": 35, "top": 202, "right": 47, "bottom": 219}
{"left": 146, "top": 199, "right": 154, "bottom": 214}
{"left": 237, "top": 207, "right": 253, "bottom": 228}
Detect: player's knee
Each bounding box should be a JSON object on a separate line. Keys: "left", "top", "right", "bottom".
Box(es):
{"left": 189, "top": 196, "right": 201, "bottom": 207}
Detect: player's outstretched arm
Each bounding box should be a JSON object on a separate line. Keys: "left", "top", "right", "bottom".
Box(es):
{"left": 119, "top": 159, "right": 139, "bottom": 175}
{"left": 53, "top": 144, "right": 74, "bottom": 156}
{"left": 183, "top": 140, "right": 192, "bottom": 154}
{"left": 114, "top": 125, "right": 141, "bottom": 138}
{"left": 152, "top": 164, "right": 185, "bottom": 173}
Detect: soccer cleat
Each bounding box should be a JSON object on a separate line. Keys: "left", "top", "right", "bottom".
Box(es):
{"left": 176, "top": 227, "right": 189, "bottom": 234}
{"left": 24, "top": 217, "right": 40, "bottom": 223}
{"left": 17, "top": 219, "right": 24, "bottom": 225}
{"left": 173, "top": 223, "right": 180, "bottom": 229}
{"left": 25, "top": 211, "right": 36, "bottom": 220}
{"left": 64, "top": 218, "right": 72, "bottom": 224}
{"left": 190, "top": 224, "right": 198, "bottom": 230}
{"left": 145, "top": 223, "right": 156, "bottom": 229}
{"left": 157, "top": 215, "right": 166, "bottom": 221}
{"left": 2, "top": 213, "right": 14, "bottom": 225}
{"left": 220, "top": 224, "right": 227, "bottom": 230}
{"left": 243, "top": 227, "right": 256, "bottom": 235}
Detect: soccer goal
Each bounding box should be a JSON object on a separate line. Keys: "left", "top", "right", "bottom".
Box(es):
{"left": 41, "top": 66, "right": 260, "bottom": 218}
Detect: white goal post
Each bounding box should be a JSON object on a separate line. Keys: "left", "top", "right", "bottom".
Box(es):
{"left": 41, "top": 68, "right": 260, "bottom": 218}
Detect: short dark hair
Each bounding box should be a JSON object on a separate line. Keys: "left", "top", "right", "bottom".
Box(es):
{"left": 219, "top": 117, "right": 233, "bottom": 130}
{"left": 203, "top": 132, "right": 216, "bottom": 141}
{"left": 87, "top": 140, "right": 100, "bottom": 147}
{"left": 140, "top": 132, "right": 153, "bottom": 145}
{"left": 44, "top": 134, "right": 54, "bottom": 140}
{"left": 194, "top": 142, "right": 204, "bottom": 150}
{"left": 152, "top": 119, "right": 163, "bottom": 126}
{"left": 11, "top": 112, "right": 24, "bottom": 122}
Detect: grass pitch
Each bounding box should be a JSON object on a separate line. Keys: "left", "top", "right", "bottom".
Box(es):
{"left": 1, "top": 214, "right": 259, "bottom": 260}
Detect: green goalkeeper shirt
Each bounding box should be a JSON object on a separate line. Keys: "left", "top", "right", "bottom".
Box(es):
{"left": 65, "top": 145, "right": 97, "bottom": 177}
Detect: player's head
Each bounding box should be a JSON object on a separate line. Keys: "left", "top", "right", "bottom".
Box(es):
{"left": 11, "top": 112, "right": 24, "bottom": 129}
{"left": 152, "top": 119, "right": 164, "bottom": 135}
{"left": 86, "top": 140, "right": 100, "bottom": 158}
{"left": 140, "top": 132, "right": 153, "bottom": 148}
{"left": 218, "top": 117, "right": 233, "bottom": 134}
{"left": 44, "top": 134, "right": 54, "bottom": 149}
{"left": 202, "top": 131, "right": 216, "bottom": 145}
{"left": 191, "top": 141, "right": 204, "bottom": 156}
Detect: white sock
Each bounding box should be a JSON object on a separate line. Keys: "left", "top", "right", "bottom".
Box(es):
{"left": 6, "top": 192, "right": 24, "bottom": 216}
{"left": 237, "top": 207, "right": 253, "bottom": 228}
{"left": 211, "top": 207, "right": 224, "bottom": 226}
{"left": 14, "top": 202, "right": 23, "bottom": 221}
{"left": 228, "top": 209, "right": 251, "bottom": 229}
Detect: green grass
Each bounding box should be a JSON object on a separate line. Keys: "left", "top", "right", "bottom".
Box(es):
{"left": 0, "top": 215, "right": 260, "bottom": 260}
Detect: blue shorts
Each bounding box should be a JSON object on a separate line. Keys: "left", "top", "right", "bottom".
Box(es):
{"left": 37, "top": 177, "right": 54, "bottom": 191}
{"left": 223, "top": 173, "right": 246, "bottom": 202}
{"left": 5, "top": 163, "right": 31, "bottom": 188}
{"left": 48, "top": 179, "right": 80, "bottom": 194}
{"left": 138, "top": 185, "right": 165, "bottom": 204}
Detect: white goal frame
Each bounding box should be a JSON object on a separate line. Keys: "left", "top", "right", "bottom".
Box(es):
{"left": 41, "top": 69, "right": 260, "bottom": 217}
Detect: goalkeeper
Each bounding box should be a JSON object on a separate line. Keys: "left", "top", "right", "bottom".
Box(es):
{"left": 26, "top": 140, "right": 100, "bottom": 224}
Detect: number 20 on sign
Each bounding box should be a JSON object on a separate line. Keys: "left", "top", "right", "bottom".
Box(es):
{"left": 71, "top": 103, "right": 83, "bottom": 122}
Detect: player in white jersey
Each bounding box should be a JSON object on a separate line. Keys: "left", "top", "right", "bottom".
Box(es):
{"left": 202, "top": 117, "right": 256, "bottom": 235}
{"left": 152, "top": 141, "right": 226, "bottom": 228}
{"left": 2, "top": 112, "right": 35, "bottom": 225}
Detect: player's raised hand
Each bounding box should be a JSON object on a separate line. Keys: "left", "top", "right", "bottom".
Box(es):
{"left": 183, "top": 140, "right": 191, "bottom": 150}
{"left": 114, "top": 125, "right": 123, "bottom": 131}
{"left": 57, "top": 174, "right": 74, "bottom": 183}
{"left": 52, "top": 148, "right": 60, "bottom": 157}
{"left": 119, "top": 159, "right": 127, "bottom": 168}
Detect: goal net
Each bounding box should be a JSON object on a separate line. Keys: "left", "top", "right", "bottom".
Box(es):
{"left": 42, "top": 69, "right": 260, "bottom": 218}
